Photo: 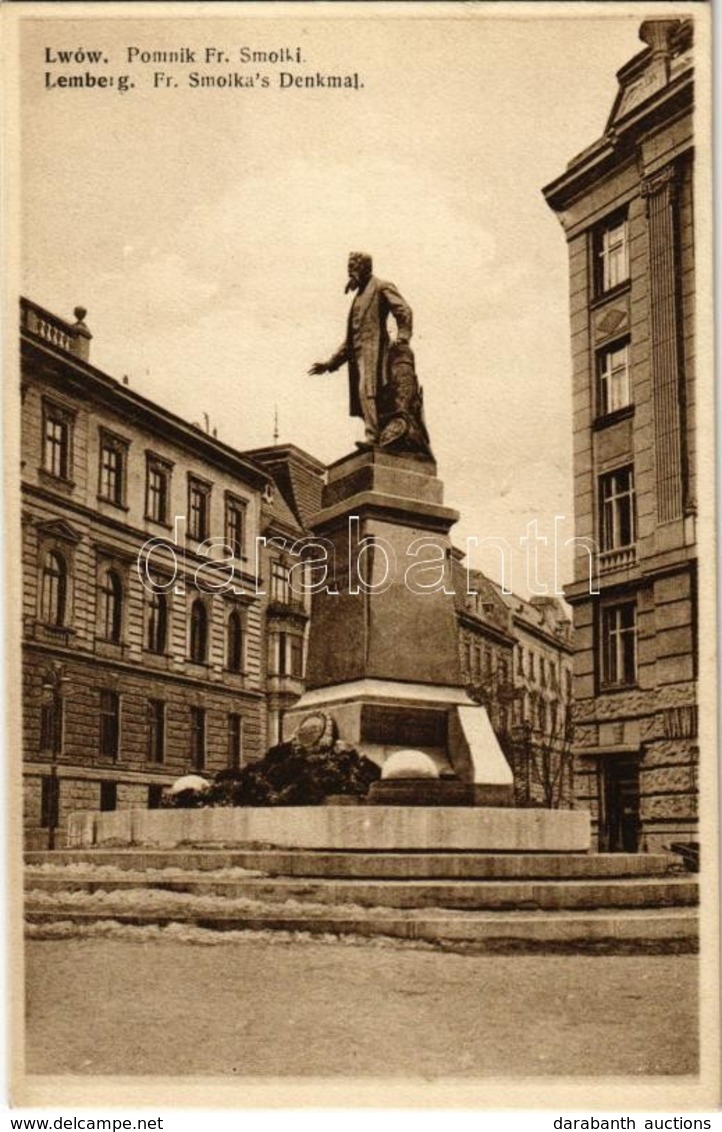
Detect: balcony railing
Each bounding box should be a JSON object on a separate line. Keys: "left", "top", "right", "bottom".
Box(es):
{"left": 599, "top": 545, "right": 636, "bottom": 573}
{"left": 21, "top": 297, "right": 91, "bottom": 361}
{"left": 266, "top": 597, "right": 308, "bottom": 620}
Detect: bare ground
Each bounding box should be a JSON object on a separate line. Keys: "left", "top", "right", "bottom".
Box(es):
{"left": 25, "top": 929, "right": 698, "bottom": 1078}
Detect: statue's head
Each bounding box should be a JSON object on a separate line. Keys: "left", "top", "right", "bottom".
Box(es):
{"left": 346, "top": 252, "right": 373, "bottom": 292}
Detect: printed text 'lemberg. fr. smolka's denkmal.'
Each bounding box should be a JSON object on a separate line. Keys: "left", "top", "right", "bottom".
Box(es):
{"left": 42, "top": 44, "right": 365, "bottom": 93}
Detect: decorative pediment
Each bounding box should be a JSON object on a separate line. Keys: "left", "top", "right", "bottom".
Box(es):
{"left": 35, "top": 518, "right": 82, "bottom": 544}
{"left": 606, "top": 20, "right": 692, "bottom": 131}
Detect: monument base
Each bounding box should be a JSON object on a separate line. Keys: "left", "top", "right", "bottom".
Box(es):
{"left": 367, "top": 779, "right": 476, "bottom": 806}
{"left": 66, "top": 805, "right": 591, "bottom": 852}
{"left": 283, "top": 677, "right": 514, "bottom": 804}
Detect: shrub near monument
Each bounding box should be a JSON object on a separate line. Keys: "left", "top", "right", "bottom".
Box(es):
{"left": 163, "top": 714, "right": 380, "bottom": 809}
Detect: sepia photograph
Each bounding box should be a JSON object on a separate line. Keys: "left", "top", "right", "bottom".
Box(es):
{"left": 3, "top": 0, "right": 717, "bottom": 1113}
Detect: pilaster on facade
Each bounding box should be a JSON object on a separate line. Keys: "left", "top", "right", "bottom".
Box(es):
{"left": 641, "top": 163, "right": 688, "bottom": 526}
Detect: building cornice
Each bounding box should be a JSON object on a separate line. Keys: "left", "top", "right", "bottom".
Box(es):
{"left": 457, "top": 609, "right": 515, "bottom": 649}
{"left": 22, "top": 332, "right": 274, "bottom": 494}
{"left": 511, "top": 613, "right": 574, "bottom": 655}
{"left": 22, "top": 637, "right": 266, "bottom": 698}
{"left": 542, "top": 72, "right": 693, "bottom": 214}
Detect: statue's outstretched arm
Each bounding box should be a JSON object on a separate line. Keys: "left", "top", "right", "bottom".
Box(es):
{"left": 326, "top": 341, "right": 349, "bottom": 372}
{"left": 309, "top": 341, "right": 347, "bottom": 375}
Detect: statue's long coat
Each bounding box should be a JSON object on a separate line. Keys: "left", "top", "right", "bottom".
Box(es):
{"left": 326, "top": 276, "right": 413, "bottom": 419}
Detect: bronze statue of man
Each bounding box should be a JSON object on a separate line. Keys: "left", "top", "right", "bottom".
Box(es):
{"left": 309, "top": 252, "right": 413, "bottom": 445}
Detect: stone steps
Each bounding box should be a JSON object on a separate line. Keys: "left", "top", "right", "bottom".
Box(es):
{"left": 25, "top": 848, "right": 697, "bottom": 952}
{"left": 24, "top": 905, "right": 698, "bottom": 953}
{"left": 24, "top": 849, "right": 684, "bottom": 880}
{"left": 25, "top": 872, "right": 697, "bottom": 911}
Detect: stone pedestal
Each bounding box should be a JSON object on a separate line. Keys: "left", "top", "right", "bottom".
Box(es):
{"left": 285, "top": 449, "right": 513, "bottom": 799}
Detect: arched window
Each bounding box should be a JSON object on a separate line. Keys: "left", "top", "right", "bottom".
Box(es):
{"left": 40, "top": 552, "right": 66, "bottom": 626}
{"left": 226, "top": 610, "right": 243, "bottom": 673}
{"left": 189, "top": 599, "right": 208, "bottom": 663}
{"left": 147, "top": 591, "right": 168, "bottom": 654}
{"left": 100, "top": 570, "right": 123, "bottom": 643}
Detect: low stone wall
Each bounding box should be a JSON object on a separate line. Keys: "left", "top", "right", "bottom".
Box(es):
{"left": 66, "top": 806, "right": 591, "bottom": 853}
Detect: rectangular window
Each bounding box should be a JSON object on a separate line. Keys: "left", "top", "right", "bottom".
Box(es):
{"left": 145, "top": 454, "right": 172, "bottom": 524}
{"left": 98, "top": 431, "right": 128, "bottom": 506}
{"left": 273, "top": 632, "right": 304, "bottom": 677}
{"left": 538, "top": 700, "right": 548, "bottom": 733}
{"left": 188, "top": 477, "right": 211, "bottom": 542}
{"left": 600, "top": 466, "right": 635, "bottom": 550}
{"left": 147, "top": 699, "right": 165, "bottom": 764}
{"left": 99, "top": 690, "right": 120, "bottom": 759}
{"left": 42, "top": 402, "right": 73, "bottom": 480}
{"left": 228, "top": 713, "right": 243, "bottom": 769}
{"left": 100, "top": 781, "right": 117, "bottom": 812}
{"left": 225, "top": 496, "right": 246, "bottom": 559}
{"left": 517, "top": 646, "right": 524, "bottom": 677}
{"left": 40, "top": 695, "right": 63, "bottom": 755}
{"left": 595, "top": 215, "right": 629, "bottom": 295}
{"left": 270, "top": 560, "right": 291, "bottom": 604}
{"left": 148, "top": 784, "right": 164, "bottom": 810}
{"left": 190, "top": 706, "right": 206, "bottom": 770}
{"left": 40, "top": 775, "right": 59, "bottom": 829}
{"left": 597, "top": 341, "right": 631, "bottom": 417}
{"left": 601, "top": 603, "right": 637, "bottom": 687}
{"left": 289, "top": 634, "right": 304, "bottom": 678}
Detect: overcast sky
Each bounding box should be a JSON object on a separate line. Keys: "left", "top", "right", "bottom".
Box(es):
{"left": 20, "top": 7, "right": 649, "bottom": 595}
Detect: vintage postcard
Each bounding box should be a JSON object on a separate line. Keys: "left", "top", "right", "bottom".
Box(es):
{"left": 2, "top": 0, "right": 718, "bottom": 1114}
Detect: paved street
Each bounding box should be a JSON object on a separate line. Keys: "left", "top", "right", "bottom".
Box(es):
{"left": 25, "top": 931, "right": 698, "bottom": 1078}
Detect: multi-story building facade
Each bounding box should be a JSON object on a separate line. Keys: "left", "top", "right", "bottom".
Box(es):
{"left": 543, "top": 19, "right": 697, "bottom": 851}
{"left": 503, "top": 592, "right": 575, "bottom": 808}
{"left": 20, "top": 297, "right": 308, "bottom": 848}
{"left": 453, "top": 554, "right": 574, "bottom": 806}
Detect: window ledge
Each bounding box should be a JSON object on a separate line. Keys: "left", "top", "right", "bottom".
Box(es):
{"left": 266, "top": 600, "right": 308, "bottom": 621}
{"left": 38, "top": 469, "right": 75, "bottom": 491}
{"left": 97, "top": 495, "right": 129, "bottom": 512}
{"left": 33, "top": 622, "right": 76, "bottom": 643}
{"left": 592, "top": 405, "right": 635, "bottom": 431}
{"left": 590, "top": 280, "right": 631, "bottom": 310}
{"left": 598, "top": 682, "right": 639, "bottom": 695}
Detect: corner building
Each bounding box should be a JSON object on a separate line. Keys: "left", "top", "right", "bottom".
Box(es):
{"left": 544, "top": 19, "right": 697, "bottom": 851}
{"left": 20, "top": 298, "right": 309, "bottom": 848}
